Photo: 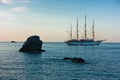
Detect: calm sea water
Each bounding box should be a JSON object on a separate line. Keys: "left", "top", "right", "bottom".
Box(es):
{"left": 0, "top": 42, "right": 120, "bottom": 80}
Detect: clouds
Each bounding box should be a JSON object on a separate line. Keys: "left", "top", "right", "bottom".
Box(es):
{"left": 0, "top": 0, "right": 30, "bottom": 12}
{"left": 0, "top": 12, "right": 16, "bottom": 22}
{"left": 0, "top": 0, "right": 12, "bottom": 4}
{"left": 11, "top": 7, "right": 28, "bottom": 12}
{"left": 0, "top": 0, "right": 31, "bottom": 22}
{"left": 0, "top": 12, "right": 14, "bottom": 17}
{"left": 0, "top": 0, "right": 31, "bottom": 4}
{"left": 16, "top": 0, "right": 31, "bottom": 3}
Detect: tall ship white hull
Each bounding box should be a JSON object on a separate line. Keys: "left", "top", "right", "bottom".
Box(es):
{"left": 65, "top": 39, "right": 103, "bottom": 46}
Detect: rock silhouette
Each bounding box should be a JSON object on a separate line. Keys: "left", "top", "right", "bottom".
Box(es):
{"left": 19, "top": 35, "right": 45, "bottom": 52}
{"left": 63, "top": 57, "right": 85, "bottom": 63}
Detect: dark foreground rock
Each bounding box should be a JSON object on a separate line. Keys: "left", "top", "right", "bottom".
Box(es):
{"left": 63, "top": 57, "right": 85, "bottom": 63}
{"left": 19, "top": 35, "right": 45, "bottom": 52}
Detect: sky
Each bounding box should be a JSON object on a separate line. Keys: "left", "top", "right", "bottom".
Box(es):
{"left": 0, "top": 0, "right": 120, "bottom": 42}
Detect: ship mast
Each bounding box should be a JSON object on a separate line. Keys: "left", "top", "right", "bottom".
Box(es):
{"left": 76, "top": 17, "right": 79, "bottom": 40}
{"left": 70, "top": 24, "right": 72, "bottom": 40}
{"left": 92, "top": 20, "right": 95, "bottom": 40}
{"left": 85, "top": 15, "right": 87, "bottom": 40}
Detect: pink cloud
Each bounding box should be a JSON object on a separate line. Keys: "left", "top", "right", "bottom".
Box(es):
{"left": 11, "top": 7, "right": 28, "bottom": 12}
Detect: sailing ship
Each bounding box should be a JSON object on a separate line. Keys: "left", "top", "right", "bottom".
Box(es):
{"left": 65, "top": 16, "right": 104, "bottom": 46}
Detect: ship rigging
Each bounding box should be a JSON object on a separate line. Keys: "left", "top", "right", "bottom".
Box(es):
{"left": 65, "top": 16, "right": 104, "bottom": 46}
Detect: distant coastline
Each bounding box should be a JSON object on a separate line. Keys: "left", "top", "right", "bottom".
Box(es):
{"left": 0, "top": 41, "right": 120, "bottom": 44}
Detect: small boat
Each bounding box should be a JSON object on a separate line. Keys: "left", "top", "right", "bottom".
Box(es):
{"left": 11, "top": 41, "right": 16, "bottom": 43}
{"left": 65, "top": 16, "right": 104, "bottom": 46}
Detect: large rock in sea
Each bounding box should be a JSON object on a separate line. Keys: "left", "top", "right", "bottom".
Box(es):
{"left": 63, "top": 57, "right": 85, "bottom": 63}
{"left": 19, "top": 35, "right": 45, "bottom": 52}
